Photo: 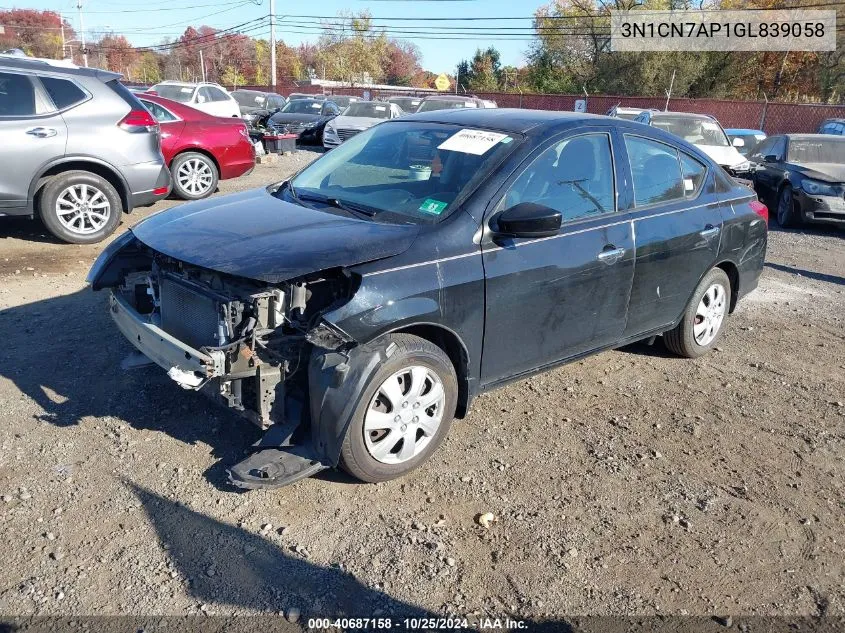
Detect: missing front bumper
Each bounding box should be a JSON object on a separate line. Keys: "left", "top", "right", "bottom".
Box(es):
{"left": 109, "top": 291, "right": 226, "bottom": 385}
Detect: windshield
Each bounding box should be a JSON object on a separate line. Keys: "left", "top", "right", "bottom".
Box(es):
{"left": 233, "top": 91, "right": 266, "bottom": 108}
{"left": 651, "top": 116, "right": 729, "bottom": 147}
{"left": 417, "top": 99, "right": 477, "bottom": 112}
{"left": 151, "top": 84, "right": 193, "bottom": 103}
{"left": 615, "top": 111, "right": 640, "bottom": 120}
{"left": 343, "top": 102, "right": 391, "bottom": 119}
{"left": 289, "top": 121, "right": 519, "bottom": 223}
{"left": 788, "top": 138, "right": 845, "bottom": 164}
{"left": 281, "top": 100, "right": 323, "bottom": 114}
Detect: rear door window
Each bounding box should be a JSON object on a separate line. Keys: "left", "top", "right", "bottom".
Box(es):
{"left": 39, "top": 76, "right": 88, "bottom": 110}
{"left": 140, "top": 99, "right": 178, "bottom": 122}
{"left": 680, "top": 152, "right": 707, "bottom": 197}
{"left": 624, "top": 135, "right": 685, "bottom": 206}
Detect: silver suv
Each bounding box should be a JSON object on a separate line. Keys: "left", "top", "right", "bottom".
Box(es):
{"left": 0, "top": 56, "right": 171, "bottom": 243}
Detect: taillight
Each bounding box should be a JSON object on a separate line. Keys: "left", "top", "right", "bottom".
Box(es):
{"left": 749, "top": 200, "right": 768, "bottom": 223}
{"left": 119, "top": 109, "right": 159, "bottom": 133}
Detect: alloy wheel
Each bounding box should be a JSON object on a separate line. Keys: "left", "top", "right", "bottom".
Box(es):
{"left": 363, "top": 366, "right": 446, "bottom": 464}
{"left": 176, "top": 158, "right": 214, "bottom": 196}
{"left": 693, "top": 283, "right": 727, "bottom": 346}
{"left": 55, "top": 184, "right": 111, "bottom": 235}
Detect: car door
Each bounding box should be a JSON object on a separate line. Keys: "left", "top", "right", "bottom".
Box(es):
{"left": 480, "top": 129, "right": 635, "bottom": 385}
{"left": 750, "top": 136, "right": 786, "bottom": 207}
{"left": 617, "top": 133, "right": 725, "bottom": 338}
{"left": 0, "top": 71, "right": 67, "bottom": 211}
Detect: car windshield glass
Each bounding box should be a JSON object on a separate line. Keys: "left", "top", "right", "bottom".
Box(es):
{"left": 289, "top": 121, "right": 519, "bottom": 224}
{"left": 787, "top": 138, "right": 845, "bottom": 164}
{"left": 615, "top": 111, "right": 640, "bottom": 120}
{"left": 281, "top": 100, "right": 323, "bottom": 114}
{"left": 151, "top": 84, "right": 193, "bottom": 103}
{"left": 343, "top": 102, "right": 391, "bottom": 119}
{"left": 417, "top": 99, "right": 477, "bottom": 112}
{"left": 651, "top": 116, "right": 729, "bottom": 146}
{"left": 233, "top": 92, "right": 266, "bottom": 108}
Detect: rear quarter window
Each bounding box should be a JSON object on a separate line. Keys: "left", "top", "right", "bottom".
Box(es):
{"left": 39, "top": 76, "right": 88, "bottom": 110}
{"left": 107, "top": 79, "right": 146, "bottom": 111}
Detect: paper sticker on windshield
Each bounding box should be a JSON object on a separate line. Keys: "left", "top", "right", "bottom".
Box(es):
{"left": 375, "top": 105, "right": 386, "bottom": 111}
{"left": 684, "top": 178, "right": 695, "bottom": 192}
{"left": 419, "top": 198, "right": 448, "bottom": 215}
{"left": 438, "top": 129, "right": 509, "bottom": 155}
{"left": 311, "top": 103, "right": 321, "bottom": 108}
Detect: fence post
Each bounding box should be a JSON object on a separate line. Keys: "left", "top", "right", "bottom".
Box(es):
{"left": 759, "top": 93, "right": 769, "bottom": 132}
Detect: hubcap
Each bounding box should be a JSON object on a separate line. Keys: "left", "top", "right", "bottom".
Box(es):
{"left": 363, "top": 366, "right": 446, "bottom": 465}
{"left": 55, "top": 184, "right": 111, "bottom": 235}
{"left": 693, "top": 283, "right": 727, "bottom": 346}
{"left": 176, "top": 158, "right": 213, "bottom": 196}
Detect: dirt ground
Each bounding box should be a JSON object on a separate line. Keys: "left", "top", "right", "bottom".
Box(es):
{"left": 0, "top": 153, "right": 843, "bottom": 623}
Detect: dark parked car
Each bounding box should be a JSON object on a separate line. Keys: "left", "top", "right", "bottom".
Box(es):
{"left": 89, "top": 109, "right": 767, "bottom": 489}
{"left": 231, "top": 89, "right": 286, "bottom": 121}
{"left": 750, "top": 134, "right": 845, "bottom": 227}
{"left": 266, "top": 98, "right": 341, "bottom": 144}
{"left": 817, "top": 118, "right": 845, "bottom": 136}
{"left": 415, "top": 94, "right": 494, "bottom": 112}
{"left": 288, "top": 92, "right": 325, "bottom": 101}
{"left": 388, "top": 96, "right": 421, "bottom": 113}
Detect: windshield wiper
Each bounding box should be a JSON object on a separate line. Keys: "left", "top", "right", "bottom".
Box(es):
{"left": 295, "top": 191, "right": 377, "bottom": 218}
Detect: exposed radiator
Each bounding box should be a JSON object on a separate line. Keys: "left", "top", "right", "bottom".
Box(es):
{"left": 159, "top": 276, "right": 225, "bottom": 350}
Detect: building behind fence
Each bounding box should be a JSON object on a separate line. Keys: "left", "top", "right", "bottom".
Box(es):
{"left": 231, "top": 82, "right": 845, "bottom": 136}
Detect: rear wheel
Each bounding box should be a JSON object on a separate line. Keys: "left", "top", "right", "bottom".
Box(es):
{"left": 171, "top": 152, "right": 218, "bottom": 200}
{"left": 339, "top": 334, "right": 457, "bottom": 483}
{"left": 38, "top": 170, "right": 122, "bottom": 244}
{"left": 663, "top": 267, "right": 731, "bottom": 359}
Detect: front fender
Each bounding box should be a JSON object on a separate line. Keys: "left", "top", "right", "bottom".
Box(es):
{"left": 307, "top": 340, "right": 393, "bottom": 466}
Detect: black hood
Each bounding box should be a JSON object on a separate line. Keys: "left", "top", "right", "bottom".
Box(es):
{"left": 791, "top": 162, "right": 845, "bottom": 183}
{"left": 269, "top": 112, "right": 325, "bottom": 125}
{"left": 131, "top": 188, "right": 420, "bottom": 283}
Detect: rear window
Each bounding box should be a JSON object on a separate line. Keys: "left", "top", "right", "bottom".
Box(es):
{"left": 108, "top": 79, "right": 147, "bottom": 111}
{"left": 40, "top": 76, "right": 88, "bottom": 110}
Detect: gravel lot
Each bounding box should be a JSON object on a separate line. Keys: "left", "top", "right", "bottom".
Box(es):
{"left": 0, "top": 151, "right": 843, "bottom": 622}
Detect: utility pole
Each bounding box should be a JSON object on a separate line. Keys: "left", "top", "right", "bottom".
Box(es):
{"left": 59, "top": 14, "right": 66, "bottom": 59}
{"left": 76, "top": 0, "right": 88, "bottom": 67}
{"left": 199, "top": 49, "right": 206, "bottom": 82}
{"left": 664, "top": 69, "right": 675, "bottom": 111}
{"left": 269, "top": 0, "right": 276, "bottom": 88}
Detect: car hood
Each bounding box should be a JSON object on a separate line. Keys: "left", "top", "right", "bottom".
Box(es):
{"left": 269, "top": 112, "right": 324, "bottom": 124}
{"left": 329, "top": 115, "right": 384, "bottom": 130}
{"left": 791, "top": 163, "right": 845, "bottom": 183}
{"left": 696, "top": 144, "right": 748, "bottom": 168}
{"left": 131, "top": 187, "right": 420, "bottom": 283}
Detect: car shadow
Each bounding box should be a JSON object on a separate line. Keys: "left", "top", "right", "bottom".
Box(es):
{"left": 764, "top": 262, "right": 845, "bottom": 286}
{"left": 0, "top": 286, "right": 260, "bottom": 491}
{"left": 765, "top": 221, "right": 844, "bottom": 237}
{"left": 0, "top": 215, "right": 65, "bottom": 245}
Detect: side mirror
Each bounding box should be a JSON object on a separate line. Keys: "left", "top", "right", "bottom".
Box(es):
{"left": 496, "top": 202, "right": 561, "bottom": 238}
{"left": 763, "top": 154, "right": 778, "bottom": 163}
{"left": 732, "top": 137, "right": 745, "bottom": 148}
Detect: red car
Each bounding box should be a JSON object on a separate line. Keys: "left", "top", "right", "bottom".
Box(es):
{"left": 137, "top": 94, "right": 255, "bottom": 200}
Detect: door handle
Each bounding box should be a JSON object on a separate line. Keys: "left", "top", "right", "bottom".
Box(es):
{"left": 700, "top": 226, "right": 721, "bottom": 239}
{"left": 597, "top": 247, "right": 625, "bottom": 264}
{"left": 26, "top": 127, "right": 57, "bottom": 138}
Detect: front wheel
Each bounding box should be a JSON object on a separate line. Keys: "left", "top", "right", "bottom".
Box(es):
{"left": 339, "top": 334, "right": 458, "bottom": 483}
{"left": 776, "top": 185, "right": 801, "bottom": 228}
{"left": 663, "top": 267, "right": 731, "bottom": 359}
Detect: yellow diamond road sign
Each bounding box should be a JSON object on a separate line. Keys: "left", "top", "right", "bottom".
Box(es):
{"left": 434, "top": 73, "right": 450, "bottom": 92}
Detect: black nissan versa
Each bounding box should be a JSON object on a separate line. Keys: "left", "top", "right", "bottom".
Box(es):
{"left": 88, "top": 109, "right": 768, "bottom": 489}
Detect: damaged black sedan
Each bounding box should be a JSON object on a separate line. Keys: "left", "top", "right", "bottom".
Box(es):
{"left": 88, "top": 109, "right": 767, "bottom": 489}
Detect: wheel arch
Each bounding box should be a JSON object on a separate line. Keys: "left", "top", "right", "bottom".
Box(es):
{"left": 714, "top": 259, "right": 740, "bottom": 313}
{"left": 31, "top": 158, "right": 130, "bottom": 213}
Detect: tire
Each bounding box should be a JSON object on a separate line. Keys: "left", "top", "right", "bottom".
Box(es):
{"left": 38, "top": 170, "right": 122, "bottom": 244}
{"left": 663, "top": 267, "right": 731, "bottom": 359}
{"left": 339, "top": 334, "right": 458, "bottom": 483}
{"left": 776, "top": 184, "right": 801, "bottom": 228}
{"left": 171, "top": 152, "right": 219, "bottom": 200}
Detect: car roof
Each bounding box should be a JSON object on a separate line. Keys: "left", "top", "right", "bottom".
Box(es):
{"left": 726, "top": 128, "right": 766, "bottom": 135}
{"left": 650, "top": 111, "right": 715, "bottom": 120}
{"left": 0, "top": 55, "right": 120, "bottom": 81}
{"left": 399, "top": 108, "right": 608, "bottom": 134}
{"left": 233, "top": 89, "right": 269, "bottom": 95}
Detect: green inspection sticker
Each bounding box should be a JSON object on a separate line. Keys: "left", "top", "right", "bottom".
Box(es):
{"left": 500, "top": 136, "right": 513, "bottom": 144}
{"left": 419, "top": 198, "right": 448, "bottom": 215}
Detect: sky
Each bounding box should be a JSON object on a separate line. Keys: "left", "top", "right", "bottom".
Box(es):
{"left": 21, "top": 0, "right": 545, "bottom": 73}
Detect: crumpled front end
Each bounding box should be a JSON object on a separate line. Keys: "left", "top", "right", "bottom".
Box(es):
{"left": 89, "top": 234, "right": 359, "bottom": 488}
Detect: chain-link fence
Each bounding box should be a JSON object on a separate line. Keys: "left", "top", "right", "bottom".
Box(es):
{"left": 231, "top": 84, "right": 845, "bottom": 135}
